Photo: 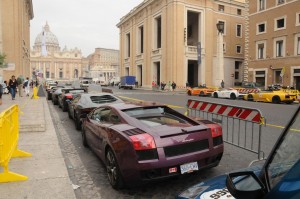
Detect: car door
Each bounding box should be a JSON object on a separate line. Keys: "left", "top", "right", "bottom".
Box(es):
{"left": 96, "top": 107, "right": 113, "bottom": 156}
{"left": 70, "top": 96, "right": 80, "bottom": 118}
{"left": 85, "top": 108, "right": 103, "bottom": 155}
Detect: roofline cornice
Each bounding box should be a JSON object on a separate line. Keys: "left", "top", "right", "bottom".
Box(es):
{"left": 117, "top": 0, "right": 154, "bottom": 27}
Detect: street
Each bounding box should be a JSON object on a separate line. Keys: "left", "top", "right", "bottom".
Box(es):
{"left": 49, "top": 87, "right": 299, "bottom": 198}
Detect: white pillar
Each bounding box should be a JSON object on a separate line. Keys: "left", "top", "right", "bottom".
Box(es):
{"left": 214, "top": 32, "right": 224, "bottom": 87}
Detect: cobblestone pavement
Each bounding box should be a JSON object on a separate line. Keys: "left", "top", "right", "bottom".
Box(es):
{"left": 48, "top": 97, "right": 262, "bottom": 199}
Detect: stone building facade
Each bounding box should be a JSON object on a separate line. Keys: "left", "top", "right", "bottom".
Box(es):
{"left": 0, "top": 0, "right": 33, "bottom": 81}
{"left": 245, "top": 0, "right": 300, "bottom": 90}
{"left": 30, "top": 23, "right": 84, "bottom": 81}
{"left": 117, "top": 0, "right": 245, "bottom": 88}
{"left": 87, "top": 48, "right": 119, "bottom": 81}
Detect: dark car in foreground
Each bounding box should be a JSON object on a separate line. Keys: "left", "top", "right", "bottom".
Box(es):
{"left": 177, "top": 105, "right": 300, "bottom": 199}
{"left": 58, "top": 88, "right": 85, "bottom": 112}
{"left": 81, "top": 102, "right": 224, "bottom": 189}
{"left": 68, "top": 93, "right": 123, "bottom": 130}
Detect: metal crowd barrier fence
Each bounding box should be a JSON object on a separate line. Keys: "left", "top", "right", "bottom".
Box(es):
{"left": 186, "top": 99, "right": 266, "bottom": 159}
{"left": 0, "top": 105, "right": 32, "bottom": 183}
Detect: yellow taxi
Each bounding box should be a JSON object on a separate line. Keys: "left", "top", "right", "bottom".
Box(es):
{"left": 186, "top": 86, "right": 218, "bottom": 96}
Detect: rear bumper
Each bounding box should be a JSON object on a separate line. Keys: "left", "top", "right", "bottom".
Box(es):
{"left": 120, "top": 144, "right": 224, "bottom": 186}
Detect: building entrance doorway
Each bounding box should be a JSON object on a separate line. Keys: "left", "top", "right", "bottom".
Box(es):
{"left": 125, "top": 67, "right": 129, "bottom": 76}
{"left": 188, "top": 60, "right": 198, "bottom": 87}
{"left": 137, "top": 65, "right": 142, "bottom": 87}
{"left": 294, "top": 76, "right": 300, "bottom": 90}
{"left": 153, "top": 62, "right": 160, "bottom": 85}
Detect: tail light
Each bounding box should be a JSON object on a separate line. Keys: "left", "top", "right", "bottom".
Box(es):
{"left": 65, "top": 93, "right": 73, "bottom": 99}
{"left": 129, "top": 133, "right": 156, "bottom": 150}
{"left": 211, "top": 126, "right": 222, "bottom": 138}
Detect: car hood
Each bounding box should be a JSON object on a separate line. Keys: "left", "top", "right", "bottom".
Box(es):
{"left": 176, "top": 165, "right": 262, "bottom": 199}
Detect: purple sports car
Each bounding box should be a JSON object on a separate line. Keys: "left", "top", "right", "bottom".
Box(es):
{"left": 81, "top": 102, "right": 224, "bottom": 189}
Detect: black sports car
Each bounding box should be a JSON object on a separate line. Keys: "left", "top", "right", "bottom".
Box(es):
{"left": 68, "top": 93, "right": 123, "bottom": 130}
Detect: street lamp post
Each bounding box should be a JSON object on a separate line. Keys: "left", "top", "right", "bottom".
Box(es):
{"left": 215, "top": 21, "right": 225, "bottom": 87}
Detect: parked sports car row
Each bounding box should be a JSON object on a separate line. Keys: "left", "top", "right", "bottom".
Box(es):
{"left": 47, "top": 85, "right": 224, "bottom": 189}
{"left": 187, "top": 86, "right": 299, "bottom": 104}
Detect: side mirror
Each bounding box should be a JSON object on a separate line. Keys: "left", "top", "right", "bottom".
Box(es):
{"left": 80, "top": 113, "right": 87, "bottom": 118}
{"left": 226, "top": 171, "right": 265, "bottom": 199}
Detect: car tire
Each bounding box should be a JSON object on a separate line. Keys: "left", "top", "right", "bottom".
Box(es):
{"left": 187, "top": 91, "right": 191, "bottom": 96}
{"left": 247, "top": 94, "right": 254, "bottom": 101}
{"left": 82, "top": 127, "right": 88, "bottom": 148}
{"left": 68, "top": 109, "right": 72, "bottom": 119}
{"left": 213, "top": 92, "right": 218, "bottom": 98}
{"left": 75, "top": 113, "right": 81, "bottom": 130}
{"left": 53, "top": 99, "right": 58, "bottom": 105}
{"left": 199, "top": 91, "right": 205, "bottom": 96}
{"left": 62, "top": 102, "right": 68, "bottom": 112}
{"left": 230, "top": 93, "right": 236, "bottom": 100}
{"left": 272, "top": 96, "right": 281, "bottom": 104}
{"left": 106, "top": 148, "right": 124, "bottom": 189}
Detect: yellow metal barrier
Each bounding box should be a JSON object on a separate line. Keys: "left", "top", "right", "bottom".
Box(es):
{"left": 0, "top": 105, "right": 31, "bottom": 183}
{"left": 32, "top": 86, "right": 39, "bottom": 99}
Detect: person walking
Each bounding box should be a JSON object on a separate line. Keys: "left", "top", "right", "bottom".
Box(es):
{"left": 9, "top": 75, "right": 18, "bottom": 100}
{"left": 167, "top": 81, "right": 171, "bottom": 91}
{"left": 17, "top": 75, "right": 24, "bottom": 97}
{"left": 221, "top": 80, "right": 225, "bottom": 88}
{"left": 24, "top": 77, "right": 30, "bottom": 97}
{"left": 171, "top": 81, "right": 176, "bottom": 92}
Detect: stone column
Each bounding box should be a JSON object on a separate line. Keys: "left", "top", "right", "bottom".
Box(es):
{"left": 214, "top": 32, "right": 224, "bottom": 87}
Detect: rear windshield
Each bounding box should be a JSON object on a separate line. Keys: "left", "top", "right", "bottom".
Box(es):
{"left": 69, "top": 90, "right": 85, "bottom": 94}
{"left": 90, "top": 95, "right": 118, "bottom": 104}
{"left": 123, "top": 107, "right": 189, "bottom": 127}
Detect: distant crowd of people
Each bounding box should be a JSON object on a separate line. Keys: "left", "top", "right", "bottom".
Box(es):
{"left": 152, "top": 81, "right": 177, "bottom": 91}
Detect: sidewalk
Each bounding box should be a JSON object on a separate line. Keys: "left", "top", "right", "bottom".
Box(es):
{"left": 0, "top": 92, "right": 76, "bottom": 199}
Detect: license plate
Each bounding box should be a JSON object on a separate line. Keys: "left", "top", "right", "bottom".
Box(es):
{"left": 180, "top": 162, "right": 198, "bottom": 174}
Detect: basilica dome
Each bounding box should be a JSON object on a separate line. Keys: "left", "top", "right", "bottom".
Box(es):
{"left": 33, "top": 22, "right": 60, "bottom": 52}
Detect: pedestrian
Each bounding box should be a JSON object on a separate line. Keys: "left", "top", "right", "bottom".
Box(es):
{"left": 9, "top": 75, "right": 18, "bottom": 100}
{"left": 221, "top": 80, "right": 225, "bottom": 88}
{"left": 4, "top": 80, "right": 9, "bottom": 94}
{"left": 171, "top": 81, "right": 176, "bottom": 92}
{"left": 17, "top": 75, "right": 24, "bottom": 97}
{"left": 162, "top": 81, "right": 166, "bottom": 91}
{"left": 0, "top": 83, "right": 3, "bottom": 105}
{"left": 186, "top": 81, "right": 190, "bottom": 88}
{"left": 167, "top": 81, "right": 171, "bottom": 91}
{"left": 24, "top": 77, "right": 30, "bottom": 97}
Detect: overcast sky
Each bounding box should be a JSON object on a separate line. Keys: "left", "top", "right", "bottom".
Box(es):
{"left": 30, "top": 0, "right": 143, "bottom": 57}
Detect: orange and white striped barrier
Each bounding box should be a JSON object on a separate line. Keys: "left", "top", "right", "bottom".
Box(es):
{"left": 187, "top": 100, "right": 264, "bottom": 124}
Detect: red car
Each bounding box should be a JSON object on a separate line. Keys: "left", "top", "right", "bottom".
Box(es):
{"left": 81, "top": 102, "right": 224, "bottom": 189}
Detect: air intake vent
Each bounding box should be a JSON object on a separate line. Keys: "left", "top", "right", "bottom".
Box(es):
{"left": 123, "top": 128, "right": 145, "bottom": 136}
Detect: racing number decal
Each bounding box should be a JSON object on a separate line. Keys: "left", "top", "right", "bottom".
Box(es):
{"left": 210, "top": 189, "right": 230, "bottom": 199}
{"left": 200, "top": 188, "right": 234, "bottom": 199}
